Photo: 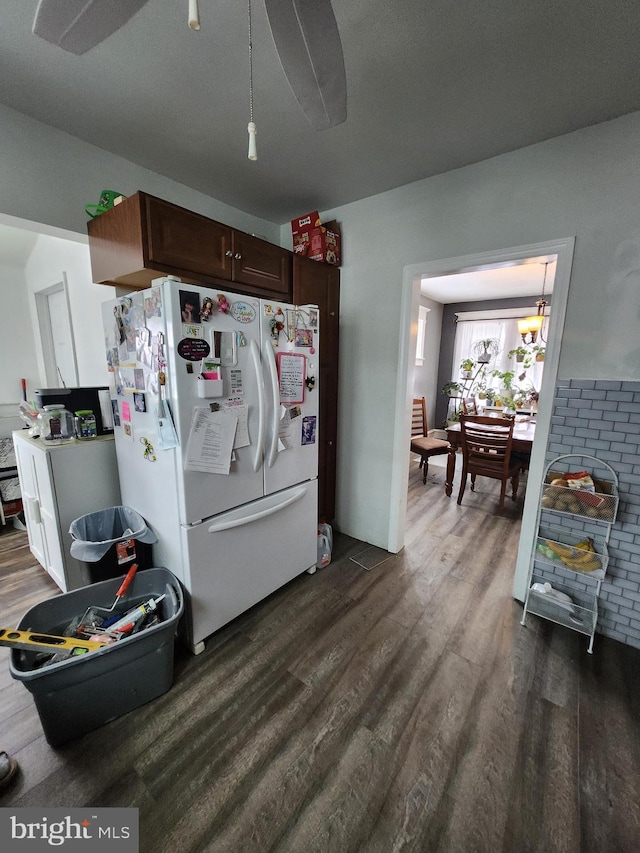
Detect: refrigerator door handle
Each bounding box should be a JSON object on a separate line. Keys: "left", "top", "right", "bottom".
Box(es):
{"left": 208, "top": 485, "right": 308, "bottom": 533}
{"left": 250, "top": 338, "right": 266, "bottom": 472}
{"left": 263, "top": 339, "right": 280, "bottom": 468}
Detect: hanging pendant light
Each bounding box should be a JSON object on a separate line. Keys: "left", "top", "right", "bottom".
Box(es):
{"left": 247, "top": 0, "right": 257, "bottom": 160}
{"left": 518, "top": 262, "right": 549, "bottom": 344}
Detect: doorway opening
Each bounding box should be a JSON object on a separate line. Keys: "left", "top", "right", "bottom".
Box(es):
{"left": 426, "top": 259, "right": 555, "bottom": 433}
{"left": 388, "top": 237, "right": 575, "bottom": 601}
{"left": 34, "top": 273, "right": 79, "bottom": 387}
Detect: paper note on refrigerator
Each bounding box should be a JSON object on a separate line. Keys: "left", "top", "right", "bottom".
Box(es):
{"left": 277, "top": 352, "right": 305, "bottom": 404}
{"left": 184, "top": 408, "right": 237, "bottom": 474}
{"left": 277, "top": 405, "right": 297, "bottom": 450}
{"left": 223, "top": 403, "right": 250, "bottom": 449}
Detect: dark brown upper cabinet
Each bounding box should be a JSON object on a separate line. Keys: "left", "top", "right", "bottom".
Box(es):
{"left": 88, "top": 191, "right": 291, "bottom": 299}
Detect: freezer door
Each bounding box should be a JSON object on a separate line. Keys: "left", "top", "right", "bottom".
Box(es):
{"left": 181, "top": 481, "right": 317, "bottom": 649}
{"left": 163, "top": 280, "right": 266, "bottom": 523}
{"left": 102, "top": 292, "right": 184, "bottom": 535}
{"left": 260, "top": 300, "right": 319, "bottom": 495}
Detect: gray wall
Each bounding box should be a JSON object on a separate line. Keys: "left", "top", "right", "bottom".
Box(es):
{"left": 0, "top": 103, "right": 279, "bottom": 242}
{"left": 294, "top": 112, "right": 640, "bottom": 548}
{"left": 3, "top": 98, "right": 640, "bottom": 563}
{"left": 0, "top": 263, "right": 38, "bottom": 405}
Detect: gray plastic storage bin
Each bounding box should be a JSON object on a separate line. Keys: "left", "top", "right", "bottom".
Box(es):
{"left": 10, "top": 567, "right": 183, "bottom": 747}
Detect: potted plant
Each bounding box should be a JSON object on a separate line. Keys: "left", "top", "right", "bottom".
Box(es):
{"left": 508, "top": 345, "right": 532, "bottom": 366}
{"left": 514, "top": 389, "right": 529, "bottom": 408}
{"left": 532, "top": 344, "right": 545, "bottom": 362}
{"left": 501, "top": 400, "right": 517, "bottom": 420}
{"left": 493, "top": 369, "right": 515, "bottom": 397}
{"left": 472, "top": 338, "right": 501, "bottom": 365}
{"left": 441, "top": 381, "right": 462, "bottom": 398}
{"left": 460, "top": 358, "right": 475, "bottom": 379}
{"left": 441, "top": 381, "right": 463, "bottom": 425}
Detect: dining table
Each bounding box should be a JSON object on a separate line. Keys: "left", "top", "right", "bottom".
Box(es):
{"left": 444, "top": 415, "right": 536, "bottom": 496}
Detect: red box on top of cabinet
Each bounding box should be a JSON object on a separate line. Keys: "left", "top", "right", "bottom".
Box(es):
{"left": 291, "top": 211, "right": 320, "bottom": 258}
{"left": 291, "top": 211, "right": 321, "bottom": 237}
{"left": 291, "top": 211, "right": 341, "bottom": 265}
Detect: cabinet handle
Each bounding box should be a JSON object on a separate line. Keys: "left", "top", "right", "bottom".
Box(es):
{"left": 225, "top": 250, "right": 233, "bottom": 257}
{"left": 27, "top": 497, "right": 41, "bottom": 525}
{"left": 234, "top": 253, "right": 242, "bottom": 260}
{"left": 330, "top": 312, "right": 336, "bottom": 316}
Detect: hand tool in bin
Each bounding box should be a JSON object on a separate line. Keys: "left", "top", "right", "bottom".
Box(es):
{"left": 0, "top": 628, "right": 105, "bottom": 656}
{"left": 80, "top": 563, "right": 139, "bottom": 626}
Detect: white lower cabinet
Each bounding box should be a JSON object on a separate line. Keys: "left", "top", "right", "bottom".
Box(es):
{"left": 13, "top": 432, "right": 121, "bottom": 591}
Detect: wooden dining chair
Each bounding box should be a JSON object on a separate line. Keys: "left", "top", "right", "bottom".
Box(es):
{"left": 461, "top": 396, "right": 477, "bottom": 415}
{"left": 410, "top": 397, "right": 450, "bottom": 484}
{"left": 457, "top": 414, "right": 521, "bottom": 510}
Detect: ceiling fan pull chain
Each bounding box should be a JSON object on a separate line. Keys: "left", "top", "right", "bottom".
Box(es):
{"left": 247, "top": 0, "right": 257, "bottom": 160}
{"left": 188, "top": 0, "right": 201, "bottom": 31}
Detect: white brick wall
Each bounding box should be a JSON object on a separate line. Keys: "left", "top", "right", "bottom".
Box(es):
{"left": 540, "top": 379, "right": 640, "bottom": 649}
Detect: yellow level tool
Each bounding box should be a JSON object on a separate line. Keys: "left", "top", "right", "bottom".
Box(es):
{"left": 0, "top": 627, "right": 104, "bottom": 655}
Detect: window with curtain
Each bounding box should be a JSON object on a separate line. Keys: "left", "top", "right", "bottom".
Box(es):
{"left": 452, "top": 315, "right": 545, "bottom": 401}
{"left": 415, "top": 305, "right": 429, "bottom": 366}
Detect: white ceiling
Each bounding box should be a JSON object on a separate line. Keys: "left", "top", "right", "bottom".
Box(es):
{"left": 421, "top": 257, "right": 556, "bottom": 304}
{"left": 1, "top": 1, "right": 640, "bottom": 224}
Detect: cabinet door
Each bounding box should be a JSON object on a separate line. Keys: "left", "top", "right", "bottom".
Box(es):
{"left": 14, "top": 440, "right": 47, "bottom": 570}
{"left": 14, "top": 439, "right": 66, "bottom": 590}
{"left": 145, "top": 195, "right": 233, "bottom": 281}
{"left": 87, "top": 193, "right": 147, "bottom": 286}
{"left": 232, "top": 231, "right": 292, "bottom": 297}
{"left": 293, "top": 256, "right": 340, "bottom": 521}
{"left": 292, "top": 256, "right": 340, "bottom": 368}
{"left": 318, "top": 364, "right": 338, "bottom": 522}
{"left": 34, "top": 451, "right": 66, "bottom": 592}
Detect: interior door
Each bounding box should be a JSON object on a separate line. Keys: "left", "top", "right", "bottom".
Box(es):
{"left": 35, "top": 275, "right": 79, "bottom": 387}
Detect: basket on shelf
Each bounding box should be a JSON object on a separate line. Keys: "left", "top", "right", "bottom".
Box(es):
{"left": 522, "top": 453, "right": 620, "bottom": 654}
{"left": 540, "top": 479, "right": 618, "bottom": 523}
{"left": 535, "top": 526, "right": 607, "bottom": 578}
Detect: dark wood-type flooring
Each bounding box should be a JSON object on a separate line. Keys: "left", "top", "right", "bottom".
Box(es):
{"left": 1, "top": 456, "right": 640, "bottom": 851}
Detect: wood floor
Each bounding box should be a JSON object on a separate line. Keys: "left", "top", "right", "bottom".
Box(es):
{"left": 2, "top": 458, "right": 640, "bottom": 852}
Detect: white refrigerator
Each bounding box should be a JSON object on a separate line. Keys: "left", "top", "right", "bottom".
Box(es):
{"left": 102, "top": 276, "right": 319, "bottom": 653}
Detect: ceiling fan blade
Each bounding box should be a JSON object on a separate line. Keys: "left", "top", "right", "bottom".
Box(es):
{"left": 32, "top": 0, "right": 149, "bottom": 55}
{"left": 264, "top": 0, "right": 347, "bottom": 130}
